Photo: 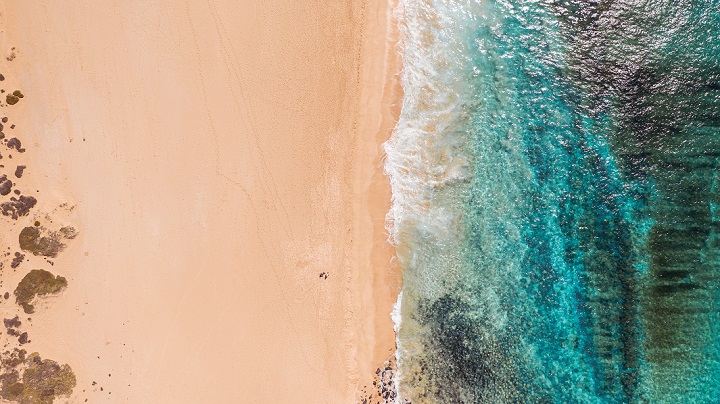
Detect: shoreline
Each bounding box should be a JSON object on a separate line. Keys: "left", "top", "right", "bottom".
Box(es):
{"left": 2, "top": 0, "right": 401, "bottom": 402}
{"left": 353, "top": 0, "right": 403, "bottom": 396}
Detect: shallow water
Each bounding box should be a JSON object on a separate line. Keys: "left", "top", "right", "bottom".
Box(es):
{"left": 385, "top": 0, "right": 720, "bottom": 402}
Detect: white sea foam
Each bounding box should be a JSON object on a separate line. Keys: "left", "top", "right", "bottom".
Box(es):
{"left": 384, "top": 1, "right": 488, "bottom": 401}
{"left": 390, "top": 290, "right": 404, "bottom": 403}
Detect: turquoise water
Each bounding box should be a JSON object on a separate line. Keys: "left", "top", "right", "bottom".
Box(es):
{"left": 384, "top": 0, "right": 720, "bottom": 402}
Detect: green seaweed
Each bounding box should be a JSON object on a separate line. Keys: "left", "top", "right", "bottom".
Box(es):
{"left": 58, "top": 227, "right": 77, "bottom": 240}
{"left": 0, "top": 353, "right": 76, "bottom": 404}
{"left": 2, "top": 381, "right": 23, "bottom": 401}
{"left": 11, "top": 91, "right": 23, "bottom": 99}
{"left": 5, "top": 95, "right": 18, "bottom": 106}
{"left": 14, "top": 270, "right": 67, "bottom": 314}
{"left": 18, "top": 227, "right": 65, "bottom": 258}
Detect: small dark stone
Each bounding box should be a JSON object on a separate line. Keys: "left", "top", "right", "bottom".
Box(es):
{"left": 14, "top": 165, "right": 25, "bottom": 178}
{"left": 4, "top": 292, "right": 8, "bottom": 300}
{"left": 1, "top": 117, "right": 7, "bottom": 123}
{"left": 10, "top": 252, "right": 24, "bottom": 268}
{"left": 0, "top": 175, "right": 12, "bottom": 195}
{"left": 17, "top": 332, "right": 27, "bottom": 344}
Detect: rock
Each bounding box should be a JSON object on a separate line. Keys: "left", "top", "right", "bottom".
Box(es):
{"left": 0, "top": 195, "right": 36, "bottom": 219}
{"left": 3, "top": 316, "right": 20, "bottom": 329}
{"left": 6, "top": 138, "right": 23, "bottom": 153}
{"left": 0, "top": 175, "right": 11, "bottom": 196}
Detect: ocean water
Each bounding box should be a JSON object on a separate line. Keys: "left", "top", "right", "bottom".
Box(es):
{"left": 384, "top": 0, "right": 720, "bottom": 402}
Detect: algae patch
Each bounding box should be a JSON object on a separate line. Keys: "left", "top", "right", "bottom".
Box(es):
{"left": 18, "top": 227, "right": 65, "bottom": 257}
{"left": 0, "top": 352, "right": 76, "bottom": 404}
{"left": 18, "top": 225, "right": 77, "bottom": 256}
{"left": 14, "top": 270, "right": 67, "bottom": 314}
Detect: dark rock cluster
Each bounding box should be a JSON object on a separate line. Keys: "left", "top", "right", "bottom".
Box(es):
{"left": 0, "top": 74, "right": 77, "bottom": 404}
{"left": 5, "top": 91, "right": 23, "bottom": 107}
{"left": 5, "top": 138, "right": 23, "bottom": 153}
{"left": 0, "top": 196, "right": 37, "bottom": 219}
{"left": 2, "top": 316, "right": 27, "bottom": 345}
{"left": 10, "top": 253, "right": 24, "bottom": 269}
{"left": 358, "top": 357, "right": 409, "bottom": 404}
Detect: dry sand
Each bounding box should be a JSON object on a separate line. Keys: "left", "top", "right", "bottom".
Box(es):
{"left": 0, "top": 0, "right": 400, "bottom": 402}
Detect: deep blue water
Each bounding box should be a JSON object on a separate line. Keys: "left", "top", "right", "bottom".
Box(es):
{"left": 385, "top": 0, "right": 720, "bottom": 402}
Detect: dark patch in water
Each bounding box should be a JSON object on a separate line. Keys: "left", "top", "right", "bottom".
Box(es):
{"left": 551, "top": 0, "right": 720, "bottom": 398}
{"left": 412, "top": 294, "right": 524, "bottom": 403}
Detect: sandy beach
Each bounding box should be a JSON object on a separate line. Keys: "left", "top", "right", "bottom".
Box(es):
{"left": 0, "top": 0, "right": 400, "bottom": 402}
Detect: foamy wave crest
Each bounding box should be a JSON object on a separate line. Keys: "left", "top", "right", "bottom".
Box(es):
{"left": 384, "top": 0, "right": 482, "bottom": 249}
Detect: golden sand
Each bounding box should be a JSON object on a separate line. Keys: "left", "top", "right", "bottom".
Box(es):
{"left": 0, "top": 0, "right": 400, "bottom": 402}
